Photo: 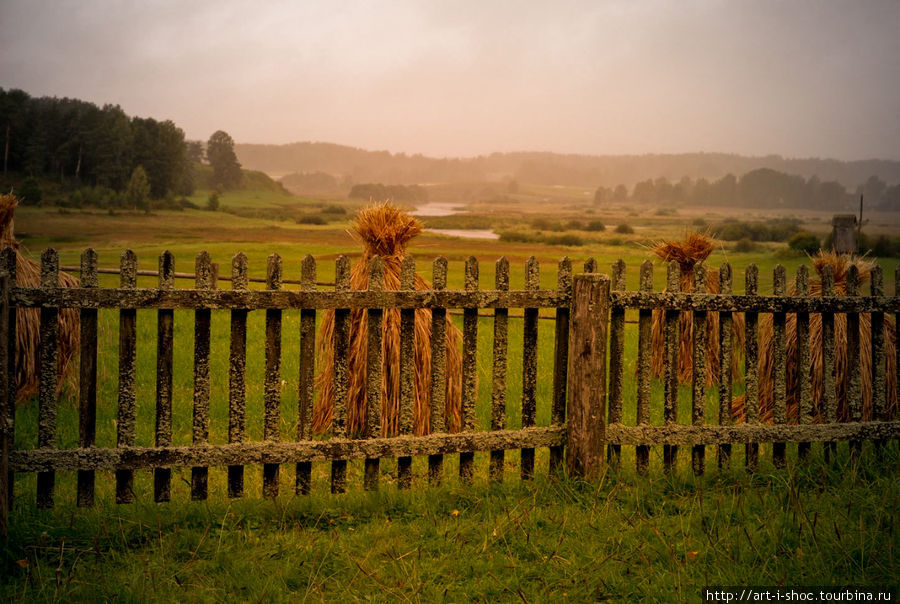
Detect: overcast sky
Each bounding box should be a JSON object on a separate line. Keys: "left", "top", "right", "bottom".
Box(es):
{"left": 2, "top": 0, "right": 899, "bottom": 160}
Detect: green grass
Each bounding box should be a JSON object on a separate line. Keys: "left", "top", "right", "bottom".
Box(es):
{"left": 3, "top": 199, "right": 899, "bottom": 600}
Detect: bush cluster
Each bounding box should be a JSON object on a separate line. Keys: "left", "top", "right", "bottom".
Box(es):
{"left": 714, "top": 218, "right": 802, "bottom": 242}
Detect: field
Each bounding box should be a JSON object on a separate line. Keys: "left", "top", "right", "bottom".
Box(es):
{"left": 2, "top": 185, "right": 899, "bottom": 601}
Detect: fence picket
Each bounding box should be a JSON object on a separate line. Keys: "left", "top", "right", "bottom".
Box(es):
{"left": 717, "top": 263, "right": 733, "bottom": 469}
{"left": 608, "top": 260, "right": 625, "bottom": 470}
{"left": 870, "top": 266, "right": 885, "bottom": 425}
{"left": 154, "top": 251, "right": 174, "bottom": 502}
{"left": 263, "top": 254, "right": 283, "bottom": 498}
{"left": 0, "top": 268, "right": 9, "bottom": 535}
{"left": 744, "top": 264, "right": 759, "bottom": 471}
{"left": 460, "top": 256, "right": 478, "bottom": 482}
{"left": 331, "top": 255, "right": 350, "bottom": 494}
{"left": 115, "top": 250, "right": 137, "bottom": 504}
{"left": 77, "top": 249, "right": 98, "bottom": 506}
{"left": 636, "top": 260, "right": 653, "bottom": 475}
{"left": 796, "top": 266, "right": 811, "bottom": 460}
{"left": 846, "top": 265, "right": 861, "bottom": 456}
{"left": 490, "top": 257, "right": 509, "bottom": 482}
{"left": 3, "top": 248, "right": 15, "bottom": 510}
{"left": 550, "top": 257, "right": 572, "bottom": 472}
{"left": 822, "top": 266, "right": 837, "bottom": 461}
{"left": 397, "top": 256, "right": 415, "bottom": 489}
{"left": 521, "top": 257, "right": 539, "bottom": 480}
{"left": 191, "top": 251, "right": 213, "bottom": 500}
{"left": 428, "top": 257, "right": 448, "bottom": 486}
{"left": 663, "top": 261, "right": 679, "bottom": 473}
{"left": 773, "top": 265, "right": 787, "bottom": 467}
{"left": 365, "top": 257, "right": 384, "bottom": 491}
{"left": 296, "top": 255, "right": 316, "bottom": 495}
{"left": 692, "top": 266, "right": 707, "bottom": 476}
{"left": 228, "top": 253, "right": 248, "bottom": 498}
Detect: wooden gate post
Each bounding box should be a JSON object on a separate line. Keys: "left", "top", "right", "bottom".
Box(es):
{"left": 567, "top": 272, "right": 610, "bottom": 478}
{"left": 0, "top": 270, "right": 9, "bottom": 537}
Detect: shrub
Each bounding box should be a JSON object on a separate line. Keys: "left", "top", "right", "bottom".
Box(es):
{"left": 296, "top": 214, "right": 326, "bottom": 225}
{"left": 614, "top": 223, "right": 634, "bottom": 234}
{"left": 584, "top": 220, "right": 606, "bottom": 232}
{"left": 321, "top": 204, "right": 346, "bottom": 215}
{"left": 691, "top": 217, "right": 707, "bottom": 227}
{"left": 565, "top": 219, "right": 582, "bottom": 230}
{"left": 531, "top": 218, "right": 565, "bottom": 232}
{"left": 18, "top": 177, "right": 43, "bottom": 205}
{"left": 788, "top": 232, "right": 820, "bottom": 254}
{"left": 207, "top": 191, "right": 220, "bottom": 211}
{"left": 733, "top": 237, "right": 757, "bottom": 252}
{"left": 545, "top": 233, "right": 584, "bottom": 246}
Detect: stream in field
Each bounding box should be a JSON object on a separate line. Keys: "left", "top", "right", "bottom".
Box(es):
{"left": 413, "top": 202, "right": 500, "bottom": 240}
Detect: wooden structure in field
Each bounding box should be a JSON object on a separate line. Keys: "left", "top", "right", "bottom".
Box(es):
{"left": 1, "top": 249, "right": 898, "bottom": 535}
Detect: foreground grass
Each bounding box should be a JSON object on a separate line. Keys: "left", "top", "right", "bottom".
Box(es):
{"left": 2, "top": 446, "right": 897, "bottom": 602}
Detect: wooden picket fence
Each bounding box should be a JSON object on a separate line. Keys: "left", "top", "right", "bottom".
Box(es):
{"left": 1, "top": 249, "right": 898, "bottom": 535}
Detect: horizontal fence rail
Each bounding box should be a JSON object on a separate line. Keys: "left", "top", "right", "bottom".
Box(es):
{"left": 1, "top": 248, "right": 898, "bottom": 533}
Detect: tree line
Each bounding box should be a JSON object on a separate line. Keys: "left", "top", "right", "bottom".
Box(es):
{"left": 593, "top": 168, "right": 900, "bottom": 212}
{"left": 1, "top": 88, "right": 243, "bottom": 208}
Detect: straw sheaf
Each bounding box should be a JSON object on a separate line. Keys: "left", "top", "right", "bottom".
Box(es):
{"left": 1, "top": 193, "right": 80, "bottom": 401}
{"left": 312, "top": 203, "right": 463, "bottom": 436}
{"left": 649, "top": 233, "right": 746, "bottom": 386}
{"left": 732, "top": 252, "right": 897, "bottom": 424}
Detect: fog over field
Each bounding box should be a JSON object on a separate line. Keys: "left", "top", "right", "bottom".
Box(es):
{"left": 2, "top": 0, "right": 899, "bottom": 161}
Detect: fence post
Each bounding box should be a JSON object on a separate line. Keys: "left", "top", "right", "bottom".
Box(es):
{"left": 567, "top": 272, "right": 610, "bottom": 478}
{"left": 0, "top": 270, "right": 8, "bottom": 537}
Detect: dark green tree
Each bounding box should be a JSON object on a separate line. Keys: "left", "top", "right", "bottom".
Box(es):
{"left": 125, "top": 165, "right": 151, "bottom": 210}
{"left": 206, "top": 130, "right": 242, "bottom": 190}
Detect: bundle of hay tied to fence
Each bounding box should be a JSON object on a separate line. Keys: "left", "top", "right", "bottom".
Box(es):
{"left": 649, "top": 231, "right": 745, "bottom": 386}
{"left": 0, "top": 192, "right": 80, "bottom": 401}
{"left": 732, "top": 251, "right": 898, "bottom": 424}
{"left": 312, "top": 203, "right": 463, "bottom": 437}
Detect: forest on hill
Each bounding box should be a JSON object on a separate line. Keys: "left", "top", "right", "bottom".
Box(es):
{"left": 237, "top": 141, "right": 900, "bottom": 193}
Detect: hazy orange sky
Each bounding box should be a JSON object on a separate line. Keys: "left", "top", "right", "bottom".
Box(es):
{"left": 2, "top": 1, "right": 899, "bottom": 160}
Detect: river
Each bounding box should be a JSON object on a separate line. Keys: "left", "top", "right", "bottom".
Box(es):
{"left": 413, "top": 203, "right": 500, "bottom": 240}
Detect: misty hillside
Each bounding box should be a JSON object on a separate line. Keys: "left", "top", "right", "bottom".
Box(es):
{"left": 236, "top": 142, "right": 900, "bottom": 190}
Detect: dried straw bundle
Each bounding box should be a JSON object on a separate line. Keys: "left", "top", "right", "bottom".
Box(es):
{"left": 649, "top": 232, "right": 745, "bottom": 386}
{"left": 732, "top": 252, "right": 897, "bottom": 423}
{"left": 312, "top": 203, "right": 463, "bottom": 436}
{"left": 0, "top": 193, "right": 80, "bottom": 400}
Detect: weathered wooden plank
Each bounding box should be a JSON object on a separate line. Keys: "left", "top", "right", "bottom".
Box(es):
{"left": 744, "top": 264, "right": 759, "bottom": 471}
{"left": 397, "top": 256, "right": 415, "bottom": 489}
{"left": 717, "top": 263, "right": 733, "bottom": 470}
{"left": 692, "top": 266, "right": 707, "bottom": 476}
{"left": 870, "top": 266, "right": 885, "bottom": 424}
{"left": 3, "top": 248, "right": 15, "bottom": 510}
{"left": 520, "top": 256, "right": 539, "bottom": 480}
{"left": 365, "top": 257, "right": 384, "bottom": 491}
{"left": 296, "top": 254, "right": 316, "bottom": 495}
{"left": 772, "top": 265, "right": 787, "bottom": 467}
{"left": 36, "top": 249, "right": 60, "bottom": 508}
{"left": 0, "top": 269, "right": 9, "bottom": 536}
{"left": 636, "top": 260, "right": 653, "bottom": 475}
{"left": 608, "top": 260, "right": 625, "bottom": 470}
{"left": 550, "top": 257, "right": 572, "bottom": 472}
{"left": 822, "top": 266, "right": 837, "bottom": 461}
{"left": 796, "top": 266, "right": 812, "bottom": 460}
{"left": 228, "top": 253, "right": 248, "bottom": 498}
{"left": 11, "top": 426, "right": 569, "bottom": 472}
{"left": 14, "top": 285, "right": 900, "bottom": 314}
{"left": 459, "top": 256, "right": 478, "bottom": 483}
{"left": 663, "top": 261, "right": 679, "bottom": 473}
{"left": 567, "top": 273, "right": 609, "bottom": 478}
{"left": 58, "top": 265, "right": 333, "bottom": 287}
{"left": 605, "top": 422, "right": 900, "bottom": 446}
{"left": 77, "top": 249, "right": 98, "bottom": 507}
{"left": 584, "top": 258, "right": 597, "bottom": 273}
{"left": 154, "top": 251, "right": 174, "bottom": 503}
{"left": 263, "top": 254, "right": 283, "bottom": 498}
{"left": 428, "top": 257, "right": 448, "bottom": 485}
{"left": 846, "top": 265, "right": 861, "bottom": 455}
{"left": 191, "top": 251, "right": 212, "bottom": 500}
{"left": 114, "top": 250, "right": 137, "bottom": 504}
{"left": 331, "top": 255, "right": 350, "bottom": 494}
{"left": 895, "top": 266, "right": 899, "bottom": 422}
{"left": 490, "top": 257, "right": 510, "bottom": 482}
{"left": 10, "top": 287, "right": 567, "bottom": 310}
{"left": 15, "top": 420, "right": 900, "bottom": 473}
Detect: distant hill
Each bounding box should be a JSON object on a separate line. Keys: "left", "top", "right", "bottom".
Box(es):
{"left": 193, "top": 163, "right": 291, "bottom": 195}
{"left": 235, "top": 142, "right": 900, "bottom": 191}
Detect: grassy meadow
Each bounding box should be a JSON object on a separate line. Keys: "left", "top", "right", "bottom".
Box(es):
{"left": 2, "top": 183, "right": 899, "bottom": 601}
